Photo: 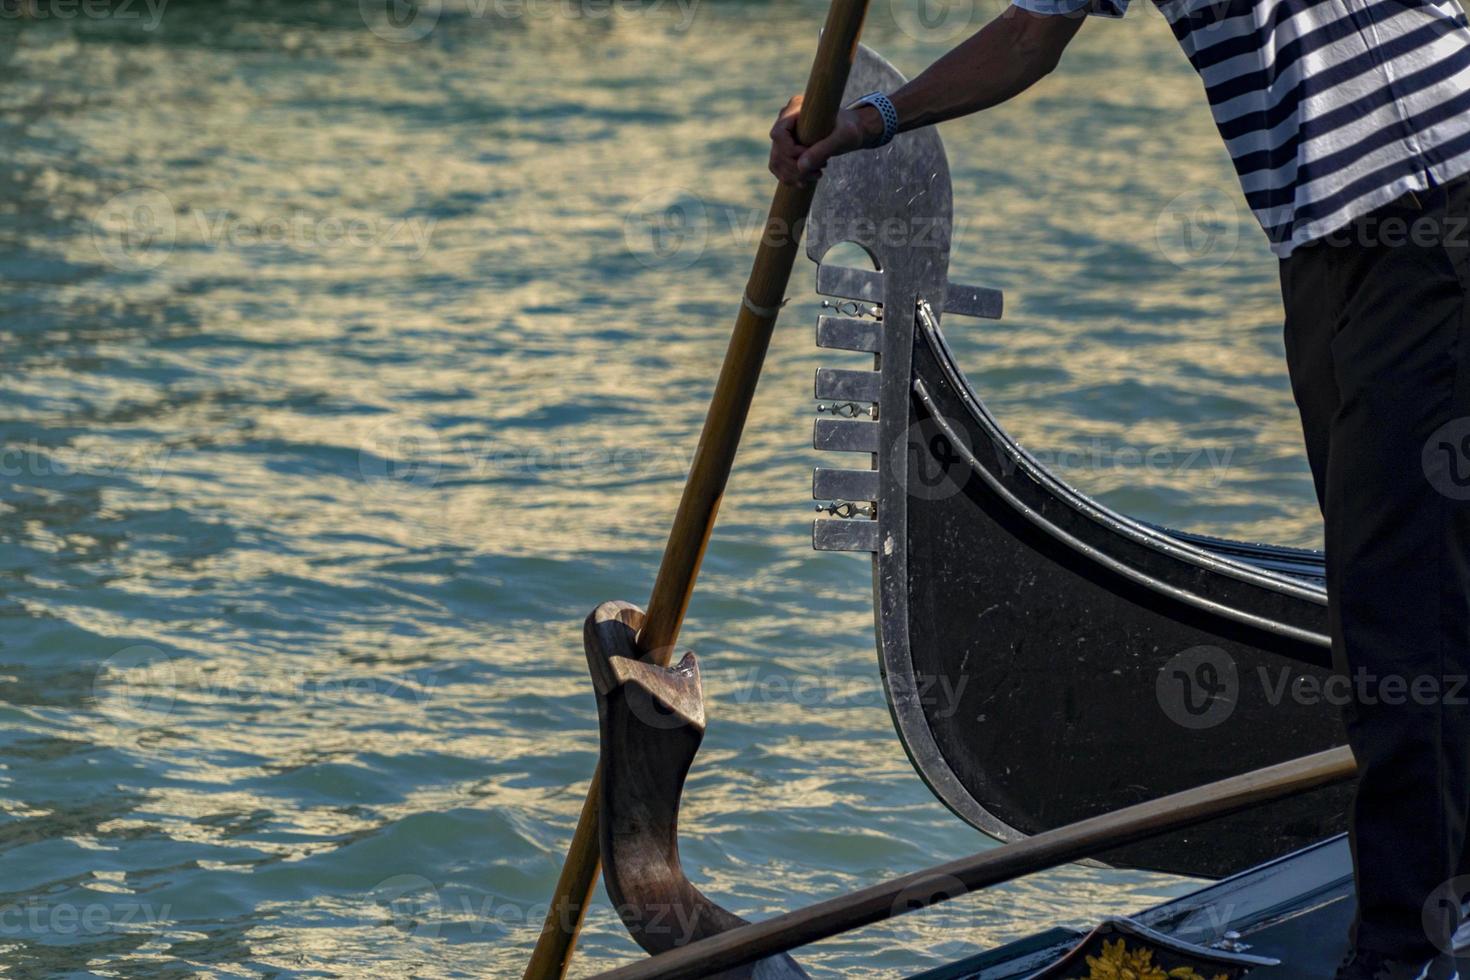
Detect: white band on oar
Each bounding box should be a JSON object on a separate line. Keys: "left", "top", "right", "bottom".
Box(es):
{"left": 742, "top": 294, "right": 786, "bottom": 319}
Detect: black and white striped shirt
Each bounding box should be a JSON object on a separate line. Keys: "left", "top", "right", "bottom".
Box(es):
{"left": 1014, "top": 0, "right": 1470, "bottom": 254}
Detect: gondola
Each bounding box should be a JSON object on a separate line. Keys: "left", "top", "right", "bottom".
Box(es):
{"left": 568, "top": 42, "right": 1371, "bottom": 980}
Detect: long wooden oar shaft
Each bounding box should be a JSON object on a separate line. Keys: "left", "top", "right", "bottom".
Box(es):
{"left": 591, "top": 746, "right": 1358, "bottom": 980}
{"left": 523, "top": 5, "right": 870, "bottom": 977}
{"left": 637, "top": 0, "right": 869, "bottom": 657}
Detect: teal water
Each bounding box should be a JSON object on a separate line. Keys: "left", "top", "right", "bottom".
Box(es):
{"left": 0, "top": 1, "right": 1321, "bottom": 976}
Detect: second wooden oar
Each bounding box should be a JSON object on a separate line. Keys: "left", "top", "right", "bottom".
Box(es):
{"left": 522, "top": 3, "right": 872, "bottom": 977}
{"left": 590, "top": 745, "right": 1358, "bottom": 980}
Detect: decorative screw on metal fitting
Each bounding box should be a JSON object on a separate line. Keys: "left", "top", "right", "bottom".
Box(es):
{"left": 817, "top": 402, "right": 876, "bottom": 419}
{"left": 821, "top": 299, "right": 882, "bottom": 319}
{"left": 816, "top": 500, "right": 875, "bottom": 519}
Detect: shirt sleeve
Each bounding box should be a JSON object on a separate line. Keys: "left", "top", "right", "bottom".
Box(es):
{"left": 1010, "top": 0, "right": 1128, "bottom": 18}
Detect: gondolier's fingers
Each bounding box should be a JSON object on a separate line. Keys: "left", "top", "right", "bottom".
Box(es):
{"left": 771, "top": 96, "right": 870, "bottom": 186}
{"left": 769, "top": 95, "right": 806, "bottom": 186}
{"left": 796, "top": 109, "right": 865, "bottom": 180}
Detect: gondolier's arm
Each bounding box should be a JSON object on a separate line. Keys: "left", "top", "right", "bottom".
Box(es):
{"left": 769, "top": 7, "right": 1083, "bottom": 186}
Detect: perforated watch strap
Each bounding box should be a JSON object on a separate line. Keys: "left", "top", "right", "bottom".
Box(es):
{"left": 852, "top": 92, "right": 899, "bottom": 148}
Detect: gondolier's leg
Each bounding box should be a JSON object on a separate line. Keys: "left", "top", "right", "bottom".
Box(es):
{"left": 1282, "top": 178, "right": 1470, "bottom": 966}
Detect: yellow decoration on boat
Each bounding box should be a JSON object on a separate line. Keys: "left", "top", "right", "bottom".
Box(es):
{"left": 1081, "top": 938, "right": 1231, "bottom": 980}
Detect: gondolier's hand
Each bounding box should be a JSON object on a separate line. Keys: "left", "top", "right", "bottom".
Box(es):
{"left": 769, "top": 95, "right": 883, "bottom": 187}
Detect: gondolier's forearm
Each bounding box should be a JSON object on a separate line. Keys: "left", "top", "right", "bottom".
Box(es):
{"left": 888, "top": 8, "right": 1082, "bottom": 132}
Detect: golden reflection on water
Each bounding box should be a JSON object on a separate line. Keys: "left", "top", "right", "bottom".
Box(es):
{"left": 0, "top": 1, "right": 1322, "bottom": 977}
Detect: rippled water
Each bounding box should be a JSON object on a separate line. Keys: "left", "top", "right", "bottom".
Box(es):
{"left": 0, "top": 1, "right": 1320, "bottom": 976}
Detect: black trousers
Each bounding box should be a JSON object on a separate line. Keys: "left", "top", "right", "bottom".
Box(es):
{"left": 1281, "top": 176, "right": 1470, "bottom": 960}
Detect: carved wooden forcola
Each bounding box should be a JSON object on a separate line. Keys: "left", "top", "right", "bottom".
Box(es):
{"left": 584, "top": 600, "right": 806, "bottom": 979}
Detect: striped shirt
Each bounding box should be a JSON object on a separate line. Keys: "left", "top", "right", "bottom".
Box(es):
{"left": 1013, "top": 0, "right": 1470, "bottom": 254}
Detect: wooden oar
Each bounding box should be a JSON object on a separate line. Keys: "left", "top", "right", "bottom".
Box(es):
{"left": 589, "top": 745, "right": 1358, "bottom": 980}
{"left": 522, "top": 4, "right": 871, "bottom": 977}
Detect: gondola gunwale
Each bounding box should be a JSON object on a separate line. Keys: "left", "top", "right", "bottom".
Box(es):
{"left": 914, "top": 300, "right": 1328, "bottom": 611}
{"left": 906, "top": 833, "right": 1355, "bottom": 980}
{"left": 911, "top": 303, "right": 1330, "bottom": 655}
{"left": 913, "top": 374, "right": 1329, "bottom": 650}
